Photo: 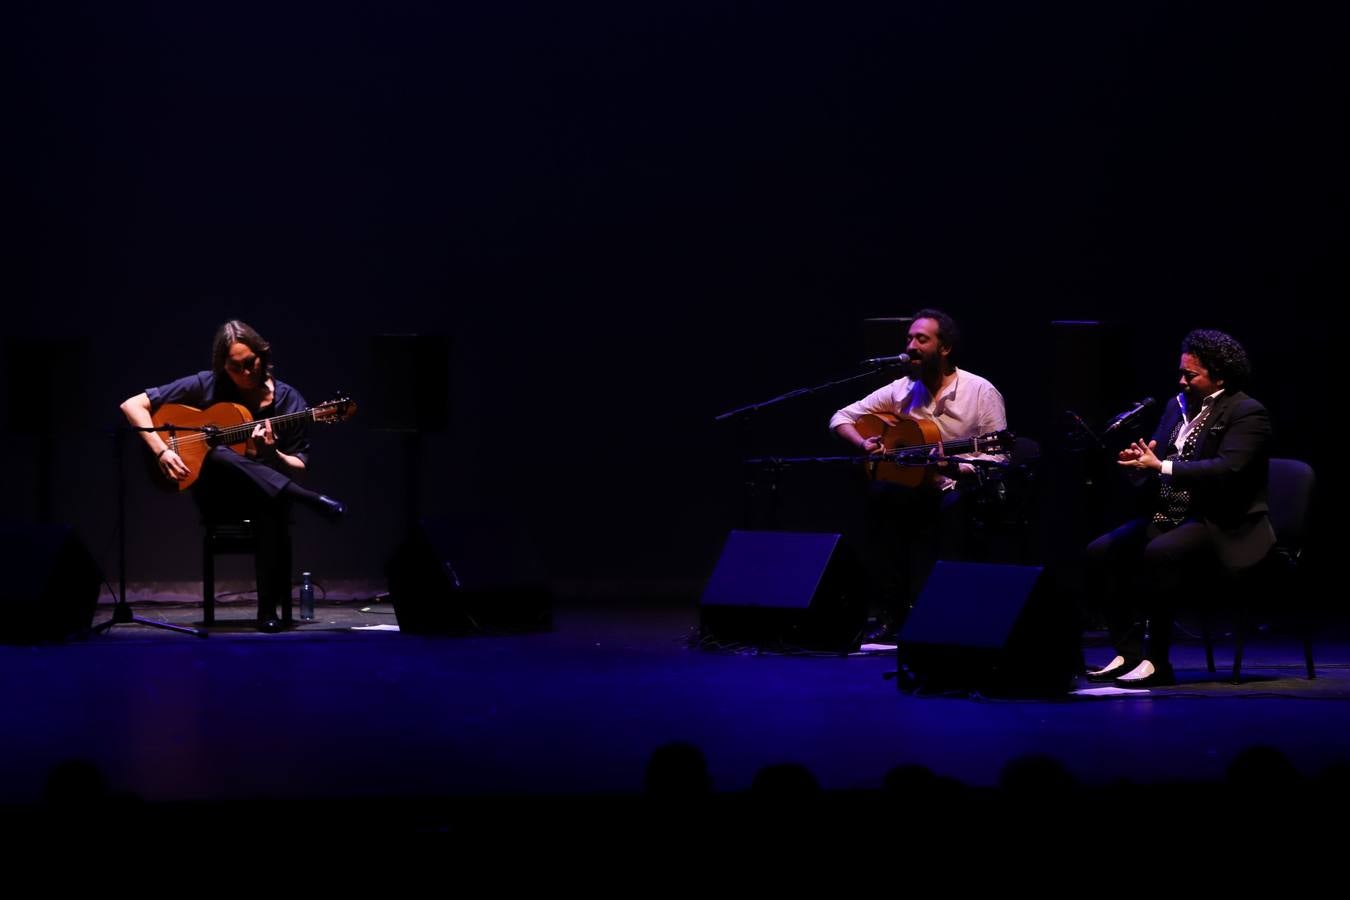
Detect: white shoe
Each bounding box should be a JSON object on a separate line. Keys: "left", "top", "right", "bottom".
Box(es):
{"left": 1086, "top": 655, "right": 1129, "bottom": 677}
{"left": 1114, "top": 659, "right": 1175, "bottom": 686}
{"left": 1115, "top": 659, "right": 1155, "bottom": 682}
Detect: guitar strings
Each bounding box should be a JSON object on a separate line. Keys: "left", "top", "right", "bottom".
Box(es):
{"left": 158, "top": 405, "right": 347, "bottom": 448}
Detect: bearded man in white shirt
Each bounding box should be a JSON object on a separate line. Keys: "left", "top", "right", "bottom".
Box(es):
{"left": 830, "top": 309, "right": 1009, "bottom": 642}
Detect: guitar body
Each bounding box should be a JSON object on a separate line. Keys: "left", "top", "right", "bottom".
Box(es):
{"left": 152, "top": 402, "right": 253, "bottom": 492}
{"left": 148, "top": 395, "right": 358, "bottom": 492}
{"left": 855, "top": 413, "right": 943, "bottom": 487}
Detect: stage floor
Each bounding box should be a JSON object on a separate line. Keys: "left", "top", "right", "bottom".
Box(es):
{"left": 3, "top": 595, "right": 1348, "bottom": 829}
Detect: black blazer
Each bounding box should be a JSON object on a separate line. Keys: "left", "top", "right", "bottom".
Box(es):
{"left": 1146, "top": 390, "right": 1276, "bottom": 569}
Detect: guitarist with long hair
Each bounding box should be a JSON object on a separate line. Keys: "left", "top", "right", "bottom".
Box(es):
{"left": 830, "top": 309, "right": 1009, "bottom": 643}
{"left": 120, "top": 319, "right": 348, "bottom": 632}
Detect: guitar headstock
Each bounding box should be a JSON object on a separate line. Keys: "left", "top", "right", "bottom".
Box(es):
{"left": 976, "top": 429, "right": 1016, "bottom": 453}
{"left": 314, "top": 396, "right": 358, "bottom": 424}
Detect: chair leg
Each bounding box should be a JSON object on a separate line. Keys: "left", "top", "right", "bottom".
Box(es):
{"left": 1201, "top": 617, "right": 1216, "bottom": 674}
{"left": 280, "top": 535, "right": 294, "bottom": 624}
{"left": 202, "top": 536, "right": 216, "bottom": 625}
{"left": 1298, "top": 584, "right": 1316, "bottom": 679}
{"left": 1231, "top": 609, "right": 1249, "bottom": 685}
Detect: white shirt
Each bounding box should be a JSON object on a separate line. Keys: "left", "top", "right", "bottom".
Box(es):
{"left": 829, "top": 368, "right": 1009, "bottom": 487}
{"left": 1160, "top": 389, "right": 1224, "bottom": 477}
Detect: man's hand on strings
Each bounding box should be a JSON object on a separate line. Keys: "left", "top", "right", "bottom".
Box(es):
{"left": 861, "top": 435, "right": 886, "bottom": 456}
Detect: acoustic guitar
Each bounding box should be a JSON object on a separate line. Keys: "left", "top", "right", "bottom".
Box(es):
{"left": 854, "top": 412, "right": 1013, "bottom": 487}
{"left": 150, "top": 396, "right": 357, "bottom": 491}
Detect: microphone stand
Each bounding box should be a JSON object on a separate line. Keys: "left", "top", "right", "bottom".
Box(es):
{"left": 1064, "top": 409, "right": 1104, "bottom": 452}
{"left": 712, "top": 366, "right": 893, "bottom": 423}
{"left": 714, "top": 365, "right": 896, "bottom": 528}
{"left": 90, "top": 423, "right": 210, "bottom": 638}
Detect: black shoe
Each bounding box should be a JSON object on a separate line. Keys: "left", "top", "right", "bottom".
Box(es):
{"left": 315, "top": 494, "right": 345, "bottom": 520}
{"left": 256, "top": 616, "right": 285, "bottom": 633}
{"left": 1114, "top": 661, "right": 1176, "bottom": 688}
{"left": 1084, "top": 656, "right": 1140, "bottom": 683}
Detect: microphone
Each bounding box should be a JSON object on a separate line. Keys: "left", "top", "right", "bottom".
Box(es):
{"left": 1101, "top": 397, "right": 1156, "bottom": 435}
{"left": 859, "top": 353, "right": 912, "bottom": 367}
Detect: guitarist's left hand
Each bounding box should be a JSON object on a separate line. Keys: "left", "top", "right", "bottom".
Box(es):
{"left": 248, "top": 418, "right": 278, "bottom": 460}
{"left": 929, "top": 438, "right": 952, "bottom": 470}
{"left": 929, "top": 437, "right": 974, "bottom": 476}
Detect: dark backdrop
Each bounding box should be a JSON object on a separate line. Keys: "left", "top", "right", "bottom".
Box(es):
{"left": 8, "top": 2, "right": 1344, "bottom": 595}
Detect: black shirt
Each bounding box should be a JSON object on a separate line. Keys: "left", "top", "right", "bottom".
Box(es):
{"left": 145, "top": 370, "right": 311, "bottom": 466}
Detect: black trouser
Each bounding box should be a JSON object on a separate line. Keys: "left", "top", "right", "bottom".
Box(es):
{"left": 858, "top": 482, "right": 973, "bottom": 624}
{"left": 1084, "top": 517, "right": 1215, "bottom": 666}
{"left": 193, "top": 447, "right": 293, "bottom": 620}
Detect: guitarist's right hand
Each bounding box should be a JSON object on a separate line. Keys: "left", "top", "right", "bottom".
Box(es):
{"left": 158, "top": 448, "right": 190, "bottom": 482}
{"left": 861, "top": 436, "right": 886, "bottom": 456}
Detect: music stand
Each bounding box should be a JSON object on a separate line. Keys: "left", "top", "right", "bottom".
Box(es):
{"left": 90, "top": 422, "right": 208, "bottom": 638}
{"left": 367, "top": 334, "right": 450, "bottom": 533}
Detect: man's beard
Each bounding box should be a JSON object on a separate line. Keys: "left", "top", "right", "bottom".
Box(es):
{"left": 910, "top": 353, "right": 943, "bottom": 381}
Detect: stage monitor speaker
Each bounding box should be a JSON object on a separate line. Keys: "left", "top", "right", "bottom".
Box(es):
{"left": 386, "top": 516, "right": 551, "bottom": 634}
{"left": 699, "top": 530, "right": 865, "bottom": 651}
{"left": 0, "top": 523, "right": 102, "bottom": 643}
{"left": 897, "top": 561, "right": 1078, "bottom": 695}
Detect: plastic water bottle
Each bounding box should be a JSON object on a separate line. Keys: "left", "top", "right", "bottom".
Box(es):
{"left": 300, "top": 571, "right": 315, "bottom": 621}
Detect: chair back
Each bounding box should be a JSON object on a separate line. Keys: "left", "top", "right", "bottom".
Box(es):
{"left": 1267, "top": 458, "right": 1315, "bottom": 551}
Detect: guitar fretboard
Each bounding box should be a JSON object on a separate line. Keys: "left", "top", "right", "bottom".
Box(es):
{"left": 888, "top": 436, "right": 995, "bottom": 457}
{"left": 208, "top": 406, "right": 332, "bottom": 444}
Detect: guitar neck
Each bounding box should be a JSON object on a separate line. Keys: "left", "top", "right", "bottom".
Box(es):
{"left": 210, "top": 406, "right": 323, "bottom": 443}
{"left": 893, "top": 436, "right": 993, "bottom": 457}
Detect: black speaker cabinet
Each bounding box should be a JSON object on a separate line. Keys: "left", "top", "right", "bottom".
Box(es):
{"left": 386, "top": 516, "right": 551, "bottom": 634}
{"left": 897, "top": 561, "right": 1079, "bottom": 695}
{"left": 699, "top": 530, "right": 865, "bottom": 652}
{"left": 0, "top": 523, "right": 102, "bottom": 643}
